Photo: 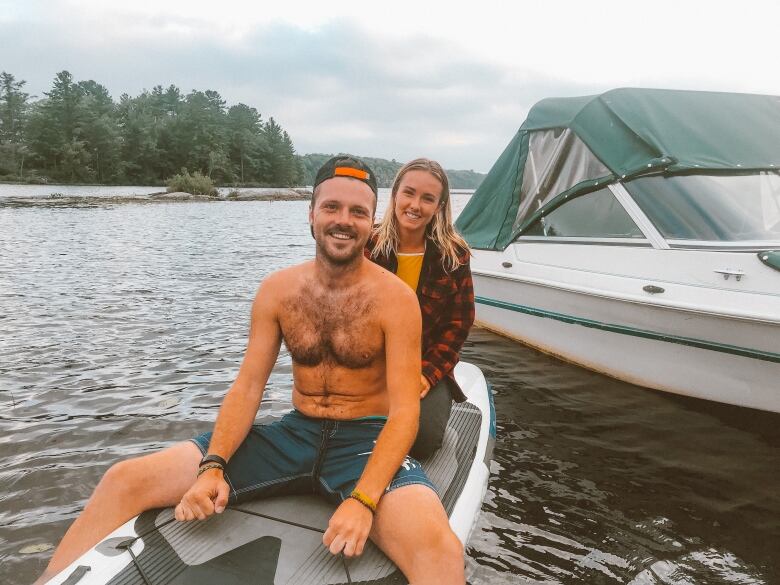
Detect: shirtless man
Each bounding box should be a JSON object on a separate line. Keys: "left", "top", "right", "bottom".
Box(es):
{"left": 36, "top": 155, "right": 465, "bottom": 585}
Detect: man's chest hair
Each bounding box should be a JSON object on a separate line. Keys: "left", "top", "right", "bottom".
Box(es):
{"left": 280, "top": 283, "right": 383, "bottom": 369}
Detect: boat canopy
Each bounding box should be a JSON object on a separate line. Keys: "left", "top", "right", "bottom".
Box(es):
{"left": 456, "top": 88, "right": 780, "bottom": 250}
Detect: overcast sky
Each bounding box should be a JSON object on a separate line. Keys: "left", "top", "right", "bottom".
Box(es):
{"left": 2, "top": 0, "right": 778, "bottom": 172}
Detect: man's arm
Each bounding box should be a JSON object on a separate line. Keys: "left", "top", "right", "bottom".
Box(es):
{"left": 175, "top": 274, "right": 284, "bottom": 521}
{"left": 355, "top": 288, "right": 422, "bottom": 500}
{"left": 323, "top": 284, "right": 422, "bottom": 556}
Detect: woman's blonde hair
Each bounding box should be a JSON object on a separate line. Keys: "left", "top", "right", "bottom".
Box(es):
{"left": 372, "top": 158, "right": 470, "bottom": 272}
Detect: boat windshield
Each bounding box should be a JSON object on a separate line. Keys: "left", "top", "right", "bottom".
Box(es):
{"left": 626, "top": 172, "right": 780, "bottom": 242}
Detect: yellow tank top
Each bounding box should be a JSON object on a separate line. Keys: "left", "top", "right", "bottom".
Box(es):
{"left": 396, "top": 253, "right": 425, "bottom": 292}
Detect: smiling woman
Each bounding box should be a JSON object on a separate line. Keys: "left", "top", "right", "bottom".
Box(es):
{"left": 367, "top": 158, "right": 475, "bottom": 460}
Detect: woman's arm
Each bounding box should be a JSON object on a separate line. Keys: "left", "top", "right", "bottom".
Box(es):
{"left": 421, "top": 259, "right": 475, "bottom": 388}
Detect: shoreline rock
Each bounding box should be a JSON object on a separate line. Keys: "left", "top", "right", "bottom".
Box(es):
{"left": 0, "top": 187, "right": 313, "bottom": 208}
{"left": 151, "top": 191, "right": 216, "bottom": 201}
{"left": 226, "top": 188, "right": 311, "bottom": 201}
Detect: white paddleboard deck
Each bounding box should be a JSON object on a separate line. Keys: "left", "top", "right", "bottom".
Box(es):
{"left": 50, "top": 362, "right": 494, "bottom": 585}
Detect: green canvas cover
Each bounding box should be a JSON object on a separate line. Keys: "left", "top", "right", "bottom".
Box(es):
{"left": 456, "top": 88, "right": 780, "bottom": 250}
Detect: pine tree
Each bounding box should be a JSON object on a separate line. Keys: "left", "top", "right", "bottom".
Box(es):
{"left": 178, "top": 90, "right": 229, "bottom": 181}
{"left": 280, "top": 130, "right": 301, "bottom": 186}
{"left": 0, "top": 72, "right": 29, "bottom": 177}
{"left": 116, "top": 92, "right": 160, "bottom": 184}
{"left": 227, "top": 103, "right": 266, "bottom": 183}
{"left": 77, "top": 80, "right": 121, "bottom": 182}
{"left": 26, "top": 71, "right": 91, "bottom": 181}
{"left": 264, "top": 117, "right": 300, "bottom": 186}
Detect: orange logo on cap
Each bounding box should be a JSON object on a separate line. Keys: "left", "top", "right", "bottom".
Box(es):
{"left": 334, "top": 167, "right": 370, "bottom": 181}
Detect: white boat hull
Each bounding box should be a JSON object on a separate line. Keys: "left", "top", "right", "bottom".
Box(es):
{"left": 472, "top": 244, "right": 780, "bottom": 413}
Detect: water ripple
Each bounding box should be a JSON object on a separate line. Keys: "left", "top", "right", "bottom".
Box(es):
{"left": 1, "top": 199, "right": 778, "bottom": 584}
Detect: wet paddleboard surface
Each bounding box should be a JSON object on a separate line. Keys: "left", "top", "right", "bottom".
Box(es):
{"left": 48, "top": 362, "right": 494, "bottom": 585}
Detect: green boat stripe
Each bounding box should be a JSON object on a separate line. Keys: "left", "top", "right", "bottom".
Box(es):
{"left": 475, "top": 295, "right": 780, "bottom": 364}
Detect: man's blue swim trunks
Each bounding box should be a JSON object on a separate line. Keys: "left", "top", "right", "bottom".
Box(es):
{"left": 191, "top": 410, "right": 436, "bottom": 504}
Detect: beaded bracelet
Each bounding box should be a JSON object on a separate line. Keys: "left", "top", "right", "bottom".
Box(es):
{"left": 349, "top": 488, "right": 377, "bottom": 514}
{"left": 197, "top": 462, "right": 224, "bottom": 477}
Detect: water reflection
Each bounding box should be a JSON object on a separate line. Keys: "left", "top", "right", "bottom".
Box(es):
{"left": 462, "top": 328, "right": 779, "bottom": 584}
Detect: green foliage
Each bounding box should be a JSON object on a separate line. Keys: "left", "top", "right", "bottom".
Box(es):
{"left": 299, "top": 154, "right": 485, "bottom": 190}
{"left": 299, "top": 153, "right": 402, "bottom": 188}
{"left": 445, "top": 169, "right": 486, "bottom": 190}
{"left": 2, "top": 70, "right": 303, "bottom": 186}
{"left": 0, "top": 71, "right": 29, "bottom": 177}
{"left": 165, "top": 169, "right": 218, "bottom": 196}
{"left": 3, "top": 69, "right": 484, "bottom": 189}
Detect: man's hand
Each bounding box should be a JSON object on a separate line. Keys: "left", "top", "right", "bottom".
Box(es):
{"left": 323, "top": 497, "right": 374, "bottom": 557}
{"left": 174, "top": 469, "right": 230, "bottom": 521}
{"left": 420, "top": 375, "right": 432, "bottom": 398}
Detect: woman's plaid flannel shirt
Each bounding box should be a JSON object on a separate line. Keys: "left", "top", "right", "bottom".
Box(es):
{"left": 365, "top": 235, "right": 475, "bottom": 402}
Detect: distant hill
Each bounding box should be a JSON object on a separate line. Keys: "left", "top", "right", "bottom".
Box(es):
{"left": 299, "top": 154, "right": 485, "bottom": 190}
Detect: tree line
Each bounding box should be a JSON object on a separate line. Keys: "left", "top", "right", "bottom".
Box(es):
{"left": 0, "top": 70, "right": 302, "bottom": 186}
{"left": 299, "top": 153, "right": 485, "bottom": 190}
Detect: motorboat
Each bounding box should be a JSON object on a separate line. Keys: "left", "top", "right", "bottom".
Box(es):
{"left": 456, "top": 88, "right": 780, "bottom": 413}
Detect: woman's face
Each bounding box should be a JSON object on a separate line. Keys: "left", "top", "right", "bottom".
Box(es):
{"left": 393, "top": 169, "right": 443, "bottom": 236}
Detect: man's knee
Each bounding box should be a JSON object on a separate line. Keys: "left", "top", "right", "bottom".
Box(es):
{"left": 439, "top": 530, "right": 465, "bottom": 559}
{"left": 379, "top": 486, "right": 461, "bottom": 554}
{"left": 432, "top": 526, "right": 464, "bottom": 560}
{"left": 98, "top": 457, "right": 146, "bottom": 496}
{"left": 407, "top": 524, "right": 463, "bottom": 582}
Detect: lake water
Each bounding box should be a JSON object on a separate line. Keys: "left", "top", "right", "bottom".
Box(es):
{"left": 1, "top": 192, "right": 778, "bottom": 584}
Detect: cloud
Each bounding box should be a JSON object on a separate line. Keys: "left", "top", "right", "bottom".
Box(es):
{"left": 1, "top": 17, "right": 568, "bottom": 170}
{"left": 4, "top": 2, "right": 778, "bottom": 171}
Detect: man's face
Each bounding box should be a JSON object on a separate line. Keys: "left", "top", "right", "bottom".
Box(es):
{"left": 309, "top": 177, "right": 375, "bottom": 266}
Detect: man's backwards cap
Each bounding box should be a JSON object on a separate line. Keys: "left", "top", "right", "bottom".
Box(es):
{"left": 313, "top": 155, "right": 378, "bottom": 196}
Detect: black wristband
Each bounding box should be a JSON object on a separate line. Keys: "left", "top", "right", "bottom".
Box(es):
{"left": 199, "top": 454, "right": 228, "bottom": 469}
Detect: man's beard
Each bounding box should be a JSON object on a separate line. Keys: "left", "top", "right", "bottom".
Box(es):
{"left": 315, "top": 227, "right": 365, "bottom": 266}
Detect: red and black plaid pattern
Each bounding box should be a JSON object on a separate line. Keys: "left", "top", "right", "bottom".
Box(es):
{"left": 366, "top": 236, "right": 475, "bottom": 402}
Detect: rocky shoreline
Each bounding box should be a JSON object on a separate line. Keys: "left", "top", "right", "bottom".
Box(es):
{"left": 0, "top": 187, "right": 313, "bottom": 207}
{"left": 223, "top": 188, "right": 312, "bottom": 201}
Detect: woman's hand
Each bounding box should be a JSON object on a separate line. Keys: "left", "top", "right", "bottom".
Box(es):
{"left": 420, "top": 375, "right": 431, "bottom": 398}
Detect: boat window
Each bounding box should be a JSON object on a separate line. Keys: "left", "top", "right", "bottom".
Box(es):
{"left": 626, "top": 173, "right": 780, "bottom": 241}
{"left": 513, "top": 129, "right": 611, "bottom": 233}
{"left": 524, "top": 187, "right": 644, "bottom": 238}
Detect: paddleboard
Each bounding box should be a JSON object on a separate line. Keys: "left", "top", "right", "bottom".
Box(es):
{"left": 49, "top": 361, "right": 494, "bottom": 584}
